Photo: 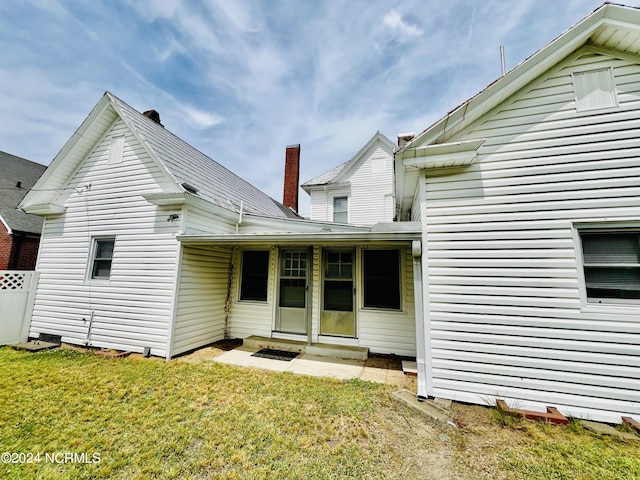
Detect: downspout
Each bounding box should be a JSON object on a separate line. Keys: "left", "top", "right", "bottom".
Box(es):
{"left": 235, "top": 201, "right": 244, "bottom": 234}
{"left": 411, "top": 240, "right": 428, "bottom": 400}
{"left": 418, "top": 169, "right": 434, "bottom": 398}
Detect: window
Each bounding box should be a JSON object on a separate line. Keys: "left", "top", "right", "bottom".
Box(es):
{"left": 580, "top": 231, "right": 640, "bottom": 301}
{"left": 572, "top": 68, "right": 617, "bottom": 112}
{"left": 240, "top": 250, "right": 270, "bottom": 301}
{"left": 91, "top": 238, "right": 115, "bottom": 279}
{"left": 333, "top": 196, "right": 348, "bottom": 223}
{"left": 363, "top": 250, "right": 401, "bottom": 309}
{"left": 279, "top": 250, "right": 307, "bottom": 308}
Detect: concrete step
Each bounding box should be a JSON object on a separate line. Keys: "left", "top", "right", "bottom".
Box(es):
{"left": 242, "top": 336, "right": 368, "bottom": 360}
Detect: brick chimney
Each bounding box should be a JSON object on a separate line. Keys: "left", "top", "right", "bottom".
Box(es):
{"left": 283, "top": 144, "right": 300, "bottom": 213}
{"left": 397, "top": 132, "right": 415, "bottom": 148}
{"left": 143, "top": 109, "right": 163, "bottom": 127}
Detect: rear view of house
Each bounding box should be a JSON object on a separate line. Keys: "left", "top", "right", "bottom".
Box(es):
{"left": 396, "top": 3, "right": 640, "bottom": 423}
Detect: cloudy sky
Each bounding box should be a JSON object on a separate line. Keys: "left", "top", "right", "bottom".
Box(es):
{"left": 1, "top": 0, "right": 634, "bottom": 215}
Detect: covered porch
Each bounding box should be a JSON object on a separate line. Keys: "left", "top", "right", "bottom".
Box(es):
{"left": 170, "top": 223, "right": 422, "bottom": 362}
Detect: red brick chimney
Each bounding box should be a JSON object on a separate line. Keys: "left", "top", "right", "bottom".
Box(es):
{"left": 283, "top": 144, "right": 300, "bottom": 212}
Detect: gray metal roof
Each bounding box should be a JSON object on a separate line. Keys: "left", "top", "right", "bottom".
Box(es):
{"left": 108, "top": 93, "right": 297, "bottom": 219}
{"left": 0, "top": 151, "right": 46, "bottom": 234}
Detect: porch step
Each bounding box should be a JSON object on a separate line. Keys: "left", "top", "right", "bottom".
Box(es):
{"left": 242, "top": 336, "right": 368, "bottom": 361}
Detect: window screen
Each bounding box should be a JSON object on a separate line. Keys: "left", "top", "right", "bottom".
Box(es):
{"left": 240, "top": 250, "right": 270, "bottom": 301}
{"left": 91, "top": 238, "right": 115, "bottom": 279}
{"left": 363, "top": 249, "right": 401, "bottom": 309}
{"left": 581, "top": 232, "right": 640, "bottom": 300}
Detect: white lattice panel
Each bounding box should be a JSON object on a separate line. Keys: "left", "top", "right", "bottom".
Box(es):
{"left": 0, "top": 273, "right": 25, "bottom": 291}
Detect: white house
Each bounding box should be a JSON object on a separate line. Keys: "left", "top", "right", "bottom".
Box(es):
{"left": 302, "top": 131, "right": 396, "bottom": 225}
{"left": 19, "top": 93, "right": 419, "bottom": 360}
{"left": 396, "top": 3, "right": 640, "bottom": 423}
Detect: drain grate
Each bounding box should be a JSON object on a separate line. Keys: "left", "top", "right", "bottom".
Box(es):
{"left": 251, "top": 348, "right": 299, "bottom": 361}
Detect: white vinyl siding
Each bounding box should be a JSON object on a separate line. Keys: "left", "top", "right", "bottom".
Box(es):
{"left": 30, "top": 118, "right": 180, "bottom": 358}
{"left": 421, "top": 52, "right": 640, "bottom": 422}
{"left": 172, "top": 245, "right": 232, "bottom": 356}
{"left": 307, "top": 140, "right": 394, "bottom": 225}
{"left": 357, "top": 246, "right": 416, "bottom": 356}
{"left": 227, "top": 247, "right": 276, "bottom": 339}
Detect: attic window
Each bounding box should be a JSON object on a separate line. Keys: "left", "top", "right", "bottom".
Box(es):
{"left": 572, "top": 68, "right": 617, "bottom": 112}
{"left": 108, "top": 135, "right": 125, "bottom": 165}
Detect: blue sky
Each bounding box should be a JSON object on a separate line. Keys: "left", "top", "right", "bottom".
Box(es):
{"left": 1, "top": 0, "right": 634, "bottom": 215}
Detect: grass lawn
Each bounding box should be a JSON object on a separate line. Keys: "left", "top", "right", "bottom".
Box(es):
{"left": 1, "top": 346, "right": 639, "bottom": 479}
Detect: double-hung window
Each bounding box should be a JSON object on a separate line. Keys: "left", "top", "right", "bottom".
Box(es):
{"left": 333, "top": 196, "right": 348, "bottom": 223}
{"left": 90, "top": 237, "right": 115, "bottom": 280}
{"left": 580, "top": 231, "right": 640, "bottom": 302}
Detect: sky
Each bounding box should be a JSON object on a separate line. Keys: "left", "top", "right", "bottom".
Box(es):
{"left": 1, "top": 0, "right": 637, "bottom": 216}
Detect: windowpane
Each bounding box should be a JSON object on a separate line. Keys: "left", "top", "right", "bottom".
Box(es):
{"left": 91, "top": 238, "right": 114, "bottom": 279}
{"left": 324, "top": 281, "right": 353, "bottom": 311}
{"left": 580, "top": 231, "right": 640, "bottom": 302}
{"left": 280, "top": 278, "right": 306, "bottom": 308}
{"left": 240, "top": 251, "right": 269, "bottom": 301}
{"left": 333, "top": 196, "right": 348, "bottom": 223}
{"left": 363, "top": 250, "right": 400, "bottom": 309}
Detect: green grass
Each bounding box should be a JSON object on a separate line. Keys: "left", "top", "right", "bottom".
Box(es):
{"left": 499, "top": 417, "right": 640, "bottom": 480}
{"left": 0, "top": 347, "right": 384, "bottom": 479}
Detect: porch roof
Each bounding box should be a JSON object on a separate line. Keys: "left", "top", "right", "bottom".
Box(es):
{"left": 177, "top": 228, "right": 421, "bottom": 247}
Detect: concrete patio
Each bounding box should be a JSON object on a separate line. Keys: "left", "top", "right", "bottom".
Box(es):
{"left": 178, "top": 337, "right": 417, "bottom": 389}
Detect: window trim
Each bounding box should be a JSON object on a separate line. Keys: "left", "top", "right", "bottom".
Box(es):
{"left": 573, "top": 222, "right": 640, "bottom": 310}
{"left": 87, "top": 236, "right": 116, "bottom": 282}
{"left": 361, "top": 248, "right": 403, "bottom": 311}
{"left": 238, "top": 249, "right": 270, "bottom": 303}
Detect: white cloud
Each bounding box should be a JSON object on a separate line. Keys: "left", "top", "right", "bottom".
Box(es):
{"left": 180, "top": 105, "right": 224, "bottom": 129}
{"left": 382, "top": 9, "right": 424, "bottom": 40}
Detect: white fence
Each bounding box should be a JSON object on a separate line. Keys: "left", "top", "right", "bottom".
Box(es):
{"left": 0, "top": 271, "right": 39, "bottom": 345}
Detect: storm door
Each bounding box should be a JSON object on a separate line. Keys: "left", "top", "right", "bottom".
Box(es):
{"left": 321, "top": 249, "right": 355, "bottom": 336}
{"left": 275, "top": 249, "right": 309, "bottom": 334}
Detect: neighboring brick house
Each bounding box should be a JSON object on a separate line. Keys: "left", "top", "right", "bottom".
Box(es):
{"left": 0, "top": 151, "right": 46, "bottom": 270}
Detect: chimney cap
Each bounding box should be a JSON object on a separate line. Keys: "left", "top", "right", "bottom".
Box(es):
{"left": 143, "top": 109, "right": 163, "bottom": 126}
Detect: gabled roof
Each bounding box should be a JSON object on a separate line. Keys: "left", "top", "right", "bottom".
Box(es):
{"left": 399, "top": 3, "right": 640, "bottom": 152}
{"left": 0, "top": 151, "right": 46, "bottom": 234}
{"left": 20, "top": 92, "right": 297, "bottom": 219}
{"left": 395, "top": 3, "right": 640, "bottom": 216}
{"left": 301, "top": 131, "right": 395, "bottom": 192}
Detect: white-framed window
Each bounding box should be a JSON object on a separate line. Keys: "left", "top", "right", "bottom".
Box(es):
{"left": 572, "top": 67, "right": 617, "bottom": 112}
{"left": 239, "top": 250, "right": 270, "bottom": 302}
{"left": 578, "top": 230, "right": 640, "bottom": 303}
{"left": 333, "top": 196, "right": 348, "bottom": 223}
{"left": 362, "top": 249, "right": 401, "bottom": 310}
{"left": 89, "top": 237, "right": 115, "bottom": 280}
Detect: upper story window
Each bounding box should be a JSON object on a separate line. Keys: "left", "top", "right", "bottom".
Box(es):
{"left": 580, "top": 231, "right": 640, "bottom": 302}
{"left": 333, "top": 196, "right": 348, "bottom": 223}
{"left": 240, "top": 250, "right": 270, "bottom": 302}
{"left": 90, "top": 237, "right": 115, "bottom": 280}
{"left": 572, "top": 68, "right": 617, "bottom": 112}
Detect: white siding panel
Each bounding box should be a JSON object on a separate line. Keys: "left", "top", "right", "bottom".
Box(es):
{"left": 172, "top": 245, "right": 232, "bottom": 356}
{"left": 227, "top": 247, "right": 276, "bottom": 339}
{"left": 424, "top": 53, "right": 640, "bottom": 421}
{"left": 30, "top": 119, "right": 180, "bottom": 357}
{"left": 358, "top": 246, "right": 416, "bottom": 356}
{"left": 348, "top": 145, "right": 394, "bottom": 225}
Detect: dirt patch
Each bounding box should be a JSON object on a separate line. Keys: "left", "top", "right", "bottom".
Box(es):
{"left": 175, "top": 338, "right": 243, "bottom": 363}
{"left": 372, "top": 397, "right": 530, "bottom": 479}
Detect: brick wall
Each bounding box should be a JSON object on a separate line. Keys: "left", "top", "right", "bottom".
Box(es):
{"left": 0, "top": 223, "right": 12, "bottom": 270}
{"left": 0, "top": 223, "right": 40, "bottom": 270}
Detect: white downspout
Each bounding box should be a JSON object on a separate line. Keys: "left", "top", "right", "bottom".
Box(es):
{"left": 235, "top": 201, "right": 244, "bottom": 234}
{"left": 411, "top": 240, "right": 428, "bottom": 400}
{"left": 419, "top": 169, "right": 433, "bottom": 399}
